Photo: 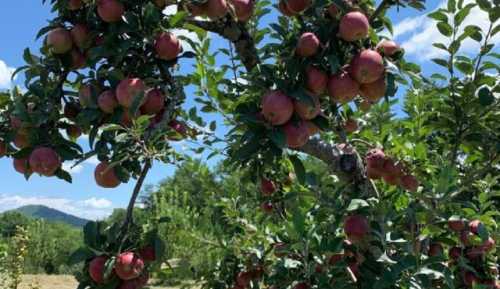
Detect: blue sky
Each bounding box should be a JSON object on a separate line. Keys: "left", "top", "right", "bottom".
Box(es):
{"left": 0, "top": 0, "right": 495, "bottom": 220}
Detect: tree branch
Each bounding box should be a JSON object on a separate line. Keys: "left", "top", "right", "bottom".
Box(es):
{"left": 121, "top": 161, "right": 152, "bottom": 234}
{"left": 187, "top": 17, "right": 259, "bottom": 71}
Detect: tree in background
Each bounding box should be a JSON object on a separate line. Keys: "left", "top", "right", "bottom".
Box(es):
{"left": 0, "top": 0, "right": 498, "bottom": 289}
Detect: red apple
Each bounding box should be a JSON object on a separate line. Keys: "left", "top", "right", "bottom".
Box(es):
{"left": 116, "top": 78, "right": 146, "bottom": 108}
{"left": 154, "top": 32, "right": 182, "bottom": 61}
{"left": 468, "top": 219, "right": 482, "bottom": 234}
{"left": 328, "top": 253, "right": 344, "bottom": 265}
{"left": 328, "top": 71, "right": 359, "bottom": 103}
{"left": 47, "top": 28, "right": 73, "bottom": 54}
{"left": 463, "top": 271, "right": 478, "bottom": 287}
{"left": 260, "top": 178, "right": 276, "bottom": 196}
{"left": 283, "top": 120, "right": 309, "bottom": 148}
{"left": 14, "top": 157, "right": 32, "bottom": 176}
{"left": 278, "top": 0, "right": 295, "bottom": 16}
{"left": 428, "top": 243, "right": 443, "bottom": 257}
{"left": 306, "top": 66, "right": 328, "bottom": 95}
{"left": 64, "top": 102, "right": 81, "bottom": 120}
{"left": 138, "top": 246, "right": 156, "bottom": 262}
{"left": 344, "top": 215, "right": 370, "bottom": 242}
{"left": 68, "top": 0, "right": 83, "bottom": 10}
{"left": 70, "top": 49, "right": 86, "bottom": 70}
{"left": 360, "top": 77, "right": 386, "bottom": 102}
{"left": 260, "top": 201, "right": 274, "bottom": 214}
{"left": 448, "top": 218, "right": 466, "bottom": 232}
{"left": 66, "top": 125, "right": 82, "bottom": 139}
{"left": 71, "top": 24, "right": 90, "bottom": 49}
{"left": 261, "top": 90, "right": 294, "bottom": 125}
{"left": 29, "top": 147, "right": 61, "bottom": 177}
{"left": 206, "top": 0, "right": 228, "bottom": 19}
{"left": 365, "top": 148, "right": 386, "bottom": 169}
{"left": 89, "top": 256, "right": 108, "bottom": 284}
{"left": 339, "top": 11, "right": 369, "bottom": 42}
{"left": 95, "top": 162, "right": 121, "bottom": 188}
{"left": 141, "top": 89, "right": 165, "bottom": 115}
{"left": 0, "top": 141, "right": 6, "bottom": 157}
{"left": 480, "top": 237, "right": 495, "bottom": 252}
{"left": 294, "top": 94, "right": 320, "bottom": 120}
{"left": 296, "top": 32, "right": 320, "bottom": 57}
{"left": 401, "top": 175, "right": 418, "bottom": 192}
{"left": 79, "top": 84, "right": 95, "bottom": 107}
{"left": 168, "top": 120, "right": 188, "bottom": 140}
{"left": 448, "top": 246, "right": 461, "bottom": 260}
{"left": 286, "top": 0, "right": 310, "bottom": 14}
{"left": 97, "top": 0, "right": 125, "bottom": 22}
{"left": 350, "top": 49, "right": 385, "bottom": 84}
{"left": 231, "top": 0, "right": 254, "bottom": 22}
{"left": 14, "top": 132, "right": 30, "bottom": 149}
{"left": 344, "top": 118, "right": 358, "bottom": 133}
{"left": 383, "top": 174, "right": 401, "bottom": 186}
{"left": 98, "top": 90, "right": 119, "bottom": 113}
{"left": 293, "top": 282, "right": 310, "bottom": 289}
{"left": 236, "top": 271, "right": 252, "bottom": 288}
{"left": 376, "top": 40, "right": 400, "bottom": 57}
{"left": 115, "top": 252, "right": 145, "bottom": 280}
{"left": 304, "top": 120, "right": 319, "bottom": 136}
{"left": 10, "top": 116, "right": 23, "bottom": 129}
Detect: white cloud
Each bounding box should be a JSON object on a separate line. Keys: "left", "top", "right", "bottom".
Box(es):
{"left": 0, "top": 60, "right": 15, "bottom": 89}
{"left": 0, "top": 194, "right": 114, "bottom": 220}
{"left": 81, "top": 197, "right": 112, "bottom": 209}
{"left": 394, "top": 0, "right": 499, "bottom": 61}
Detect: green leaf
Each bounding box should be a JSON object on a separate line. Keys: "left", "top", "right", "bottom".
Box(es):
{"left": 455, "top": 60, "right": 474, "bottom": 74}
{"left": 477, "top": 87, "right": 494, "bottom": 106}
{"left": 68, "top": 247, "right": 94, "bottom": 265}
{"left": 432, "top": 58, "right": 449, "bottom": 68}
{"left": 428, "top": 11, "right": 448, "bottom": 22}
{"left": 447, "top": 0, "right": 456, "bottom": 12}
{"left": 437, "top": 22, "right": 453, "bottom": 37}
{"left": 476, "top": 0, "right": 491, "bottom": 10}
{"left": 83, "top": 222, "right": 99, "bottom": 248}
{"left": 454, "top": 3, "right": 475, "bottom": 26}
{"left": 289, "top": 155, "right": 306, "bottom": 185}
{"left": 268, "top": 128, "right": 286, "bottom": 148}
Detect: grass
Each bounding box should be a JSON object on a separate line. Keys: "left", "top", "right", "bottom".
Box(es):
{"left": 19, "top": 275, "right": 200, "bottom": 289}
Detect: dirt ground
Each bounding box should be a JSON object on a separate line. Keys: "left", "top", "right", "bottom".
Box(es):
{"left": 19, "top": 275, "right": 198, "bottom": 289}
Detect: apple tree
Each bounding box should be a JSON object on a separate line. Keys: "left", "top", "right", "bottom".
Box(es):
{"left": 0, "top": 0, "right": 498, "bottom": 288}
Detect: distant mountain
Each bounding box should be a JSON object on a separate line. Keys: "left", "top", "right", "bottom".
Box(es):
{"left": 11, "top": 205, "right": 90, "bottom": 227}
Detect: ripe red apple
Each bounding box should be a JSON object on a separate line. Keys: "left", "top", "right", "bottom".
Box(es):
{"left": 141, "top": 89, "right": 165, "bottom": 115}
{"left": 428, "top": 243, "right": 443, "bottom": 257}
{"left": 0, "top": 141, "right": 6, "bottom": 157}
{"left": 306, "top": 66, "right": 328, "bottom": 95}
{"left": 376, "top": 40, "right": 400, "bottom": 57}
{"left": 339, "top": 11, "right": 369, "bottom": 42}
{"left": 89, "top": 256, "right": 108, "bottom": 284}
{"left": 283, "top": 120, "right": 309, "bottom": 148}
{"left": 327, "top": 4, "right": 338, "bottom": 18}
{"left": 47, "top": 28, "right": 73, "bottom": 54}
{"left": 118, "top": 272, "right": 149, "bottom": 289}
{"left": 344, "top": 118, "right": 358, "bottom": 133}
{"left": 97, "top": 0, "right": 125, "bottom": 22}
{"left": 360, "top": 77, "right": 386, "bottom": 102}
{"left": 367, "top": 165, "right": 383, "bottom": 180}
{"left": 98, "top": 90, "right": 119, "bottom": 113}
{"left": 29, "top": 147, "right": 61, "bottom": 177}
{"left": 460, "top": 230, "right": 473, "bottom": 246}
{"left": 273, "top": 242, "right": 287, "bottom": 257}
{"left": 154, "top": 32, "right": 182, "bottom": 61}
{"left": 344, "top": 215, "right": 370, "bottom": 242}
{"left": 236, "top": 271, "right": 252, "bottom": 287}
{"left": 79, "top": 84, "right": 94, "bottom": 107}
{"left": 293, "top": 282, "right": 310, "bottom": 289}
{"left": 115, "top": 252, "right": 145, "bottom": 280}
{"left": 278, "top": 1, "right": 295, "bottom": 16}
{"left": 71, "top": 49, "right": 86, "bottom": 70}
{"left": 401, "top": 175, "right": 418, "bottom": 192}
{"left": 95, "top": 162, "right": 121, "bottom": 188}
{"left": 286, "top": 0, "right": 311, "bottom": 13}
{"left": 14, "top": 132, "right": 30, "bottom": 149}
{"left": 116, "top": 78, "right": 146, "bottom": 108}
{"left": 381, "top": 159, "right": 403, "bottom": 177}
{"left": 14, "top": 157, "right": 32, "bottom": 176}
{"left": 304, "top": 120, "right": 319, "bottom": 136}
{"left": 365, "top": 148, "right": 386, "bottom": 169}
{"left": 68, "top": 0, "right": 83, "bottom": 10}
{"left": 350, "top": 49, "right": 385, "bottom": 84}
{"left": 463, "top": 271, "right": 478, "bottom": 287}
{"left": 448, "top": 246, "right": 461, "bottom": 260}
{"left": 260, "top": 201, "right": 274, "bottom": 214}
{"left": 296, "top": 32, "right": 320, "bottom": 57}
{"left": 328, "top": 71, "right": 359, "bottom": 103}
{"left": 231, "top": 0, "right": 254, "bottom": 22}
{"left": 468, "top": 219, "right": 482, "bottom": 234}
{"left": 294, "top": 94, "right": 320, "bottom": 120}
{"left": 260, "top": 178, "right": 276, "bottom": 196}
{"left": 168, "top": 120, "right": 188, "bottom": 140}
{"left": 71, "top": 24, "right": 89, "bottom": 49}
{"left": 261, "top": 90, "right": 294, "bottom": 125}
{"left": 64, "top": 102, "right": 81, "bottom": 120}
{"left": 206, "top": 0, "right": 228, "bottom": 19}
{"left": 448, "top": 219, "right": 466, "bottom": 232}
{"left": 67, "top": 125, "right": 82, "bottom": 139}
{"left": 138, "top": 246, "right": 156, "bottom": 262}
{"left": 480, "top": 237, "right": 495, "bottom": 252}
{"left": 383, "top": 174, "right": 401, "bottom": 186}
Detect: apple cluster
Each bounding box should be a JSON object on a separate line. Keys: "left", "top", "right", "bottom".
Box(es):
{"left": 88, "top": 246, "right": 156, "bottom": 289}
{"left": 442, "top": 218, "right": 498, "bottom": 288}
{"left": 258, "top": 3, "right": 401, "bottom": 149}
{"left": 0, "top": 0, "right": 188, "bottom": 187}
{"left": 365, "top": 148, "right": 419, "bottom": 192}
{"left": 187, "top": 0, "right": 255, "bottom": 22}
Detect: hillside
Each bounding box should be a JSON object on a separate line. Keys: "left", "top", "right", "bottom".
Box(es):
{"left": 11, "top": 205, "right": 90, "bottom": 227}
